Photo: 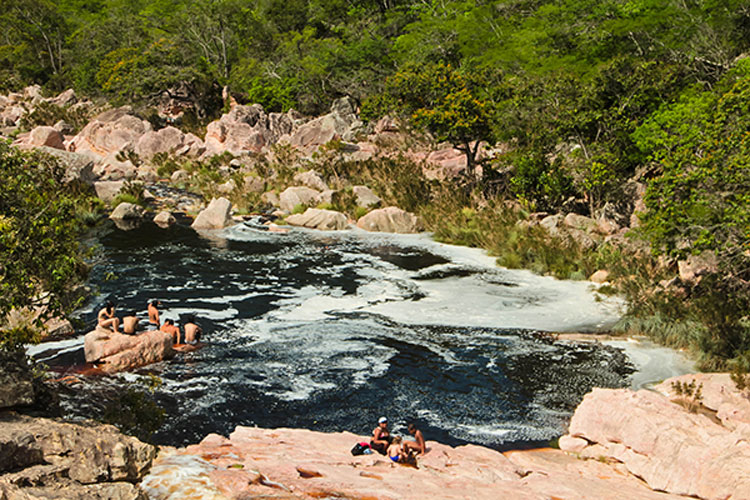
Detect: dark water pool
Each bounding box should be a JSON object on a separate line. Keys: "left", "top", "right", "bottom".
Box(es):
{"left": 37, "top": 221, "right": 632, "bottom": 450}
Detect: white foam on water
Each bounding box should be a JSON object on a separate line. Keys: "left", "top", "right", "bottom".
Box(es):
{"left": 162, "top": 307, "right": 239, "bottom": 322}
{"left": 603, "top": 338, "right": 695, "bottom": 389}
{"left": 26, "top": 337, "right": 83, "bottom": 358}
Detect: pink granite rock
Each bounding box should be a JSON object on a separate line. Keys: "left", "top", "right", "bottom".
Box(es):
{"left": 279, "top": 186, "right": 320, "bottom": 213}
{"left": 286, "top": 208, "right": 348, "bottom": 230}
{"left": 135, "top": 126, "right": 186, "bottom": 160}
{"left": 141, "top": 426, "right": 690, "bottom": 500}
{"left": 357, "top": 207, "right": 421, "bottom": 233}
{"left": 564, "top": 385, "right": 750, "bottom": 500}
{"left": 84, "top": 328, "right": 175, "bottom": 373}
{"left": 70, "top": 107, "right": 152, "bottom": 156}
{"left": 28, "top": 126, "right": 65, "bottom": 150}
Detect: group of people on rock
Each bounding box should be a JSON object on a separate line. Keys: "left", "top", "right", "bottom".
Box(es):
{"left": 370, "top": 417, "right": 426, "bottom": 463}
{"left": 97, "top": 299, "right": 202, "bottom": 345}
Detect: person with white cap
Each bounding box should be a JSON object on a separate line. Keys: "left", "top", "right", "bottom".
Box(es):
{"left": 370, "top": 416, "right": 392, "bottom": 455}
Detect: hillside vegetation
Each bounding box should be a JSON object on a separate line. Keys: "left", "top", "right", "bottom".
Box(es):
{"left": 1, "top": 0, "right": 749, "bottom": 367}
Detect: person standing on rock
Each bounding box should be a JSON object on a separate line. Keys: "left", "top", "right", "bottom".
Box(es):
{"left": 183, "top": 315, "right": 202, "bottom": 344}
{"left": 97, "top": 301, "right": 120, "bottom": 333}
{"left": 402, "top": 422, "right": 426, "bottom": 456}
{"left": 148, "top": 300, "right": 162, "bottom": 327}
{"left": 370, "top": 417, "right": 392, "bottom": 455}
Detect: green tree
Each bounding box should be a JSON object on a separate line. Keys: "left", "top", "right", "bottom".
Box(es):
{"left": 0, "top": 143, "right": 92, "bottom": 348}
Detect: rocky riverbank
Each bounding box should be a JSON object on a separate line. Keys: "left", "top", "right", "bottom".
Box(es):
{"left": 136, "top": 373, "right": 750, "bottom": 500}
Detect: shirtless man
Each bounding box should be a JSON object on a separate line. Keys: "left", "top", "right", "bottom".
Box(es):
{"left": 97, "top": 301, "right": 120, "bottom": 333}
{"left": 160, "top": 319, "right": 181, "bottom": 344}
{"left": 148, "top": 300, "right": 161, "bottom": 327}
{"left": 122, "top": 311, "right": 139, "bottom": 335}
{"left": 402, "top": 422, "right": 426, "bottom": 455}
{"left": 370, "top": 417, "right": 391, "bottom": 455}
{"left": 183, "top": 315, "right": 202, "bottom": 344}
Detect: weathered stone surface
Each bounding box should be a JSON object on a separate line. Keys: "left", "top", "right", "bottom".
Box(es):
{"left": 357, "top": 207, "right": 421, "bottom": 233}
{"left": 352, "top": 185, "right": 381, "bottom": 207}
{"left": 94, "top": 181, "right": 125, "bottom": 203}
{"left": 170, "top": 169, "right": 189, "bottom": 183}
{"left": 242, "top": 175, "right": 265, "bottom": 194}
{"left": 70, "top": 107, "right": 151, "bottom": 157}
{"left": 588, "top": 270, "right": 610, "bottom": 283}
{"left": 94, "top": 152, "right": 137, "bottom": 181}
{"left": 153, "top": 211, "right": 176, "bottom": 228}
{"left": 289, "top": 97, "right": 361, "bottom": 152}
{"left": 286, "top": 208, "right": 348, "bottom": 230}
{"left": 0, "top": 351, "right": 35, "bottom": 409}
{"left": 261, "top": 191, "right": 280, "bottom": 207}
{"left": 50, "top": 88, "right": 77, "bottom": 107}
{"left": 0, "top": 412, "right": 155, "bottom": 499}
{"left": 204, "top": 104, "right": 270, "bottom": 155}
{"left": 563, "top": 382, "right": 750, "bottom": 500}
{"left": 140, "top": 425, "right": 688, "bottom": 500}
{"left": 136, "top": 165, "right": 159, "bottom": 183}
{"left": 677, "top": 252, "right": 718, "bottom": 284}
{"left": 34, "top": 147, "right": 97, "bottom": 184}
{"left": 564, "top": 213, "right": 598, "bottom": 233}
{"left": 539, "top": 214, "right": 564, "bottom": 236}
{"left": 109, "top": 203, "right": 145, "bottom": 221}
{"left": 135, "top": 126, "right": 185, "bottom": 160}
{"left": 84, "top": 328, "right": 175, "bottom": 373}
{"left": 279, "top": 186, "right": 320, "bottom": 213}
{"left": 215, "top": 179, "right": 236, "bottom": 195}
{"left": 293, "top": 169, "right": 328, "bottom": 191}
{"left": 28, "top": 127, "right": 65, "bottom": 150}
{"left": 191, "top": 197, "right": 234, "bottom": 230}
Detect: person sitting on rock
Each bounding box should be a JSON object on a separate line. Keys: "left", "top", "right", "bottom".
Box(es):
{"left": 370, "top": 417, "right": 392, "bottom": 455}
{"left": 387, "top": 435, "right": 406, "bottom": 463}
{"left": 183, "top": 315, "right": 202, "bottom": 344}
{"left": 148, "top": 300, "right": 162, "bottom": 327}
{"left": 122, "top": 310, "right": 139, "bottom": 335}
{"left": 402, "top": 422, "right": 426, "bottom": 456}
{"left": 97, "top": 301, "right": 120, "bottom": 333}
{"left": 161, "top": 319, "right": 181, "bottom": 344}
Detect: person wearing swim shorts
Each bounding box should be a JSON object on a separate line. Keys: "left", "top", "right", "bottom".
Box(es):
{"left": 97, "top": 301, "right": 120, "bottom": 333}
{"left": 183, "top": 315, "right": 202, "bottom": 344}
{"left": 402, "top": 422, "right": 426, "bottom": 456}
{"left": 387, "top": 436, "right": 405, "bottom": 463}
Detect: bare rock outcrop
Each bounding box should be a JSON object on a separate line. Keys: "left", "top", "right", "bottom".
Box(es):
{"left": 191, "top": 197, "right": 234, "bottom": 230}
{"left": 135, "top": 126, "right": 186, "bottom": 160}
{"left": 352, "top": 185, "right": 381, "bottom": 207}
{"left": 289, "top": 97, "right": 362, "bottom": 153}
{"left": 286, "top": 208, "right": 348, "bottom": 230}
{"left": 293, "top": 169, "right": 329, "bottom": 191}
{"left": 357, "top": 207, "right": 422, "bottom": 233}
{"left": 110, "top": 202, "right": 145, "bottom": 222}
{"left": 0, "top": 412, "right": 155, "bottom": 499}
{"left": 28, "top": 126, "right": 65, "bottom": 150}
{"left": 140, "top": 426, "right": 687, "bottom": 500}
{"left": 279, "top": 186, "right": 320, "bottom": 213}
{"left": 70, "top": 107, "right": 151, "bottom": 157}
{"left": 560, "top": 377, "right": 750, "bottom": 500}
{"left": 83, "top": 328, "right": 175, "bottom": 374}
{"left": 204, "top": 104, "right": 271, "bottom": 155}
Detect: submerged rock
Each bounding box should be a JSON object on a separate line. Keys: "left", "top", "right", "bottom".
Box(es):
{"left": 84, "top": 328, "right": 175, "bottom": 373}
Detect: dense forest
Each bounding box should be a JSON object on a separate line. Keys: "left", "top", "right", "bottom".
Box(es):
{"left": 1, "top": 0, "right": 749, "bottom": 368}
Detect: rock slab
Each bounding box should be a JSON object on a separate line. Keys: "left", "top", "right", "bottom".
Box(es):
{"left": 83, "top": 328, "right": 175, "bottom": 373}
{"left": 191, "top": 197, "right": 234, "bottom": 230}
{"left": 286, "top": 208, "right": 348, "bottom": 230}
{"left": 357, "top": 206, "right": 421, "bottom": 233}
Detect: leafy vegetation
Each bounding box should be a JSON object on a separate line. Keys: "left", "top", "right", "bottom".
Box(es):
{"left": 0, "top": 142, "right": 97, "bottom": 349}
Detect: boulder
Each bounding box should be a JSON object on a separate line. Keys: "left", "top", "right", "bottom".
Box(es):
{"left": 424, "top": 147, "right": 467, "bottom": 179}
{"left": 0, "top": 105, "right": 25, "bottom": 127}
{"left": 242, "top": 175, "right": 265, "bottom": 194}
{"left": 293, "top": 169, "right": 328, "bottom": 191}
{"left": 539, "top": 214, "right": 564, "bottom": 237}
{"left": 216, "top": 179, "right": 236, "bottom": 195}
{"left": 94, "top": 152, "right": 137, "bottom": 181}
{"left": 286, "top": 208, "right": 348, "bottom": 230}
{"left": 357, "top": 207, "right": 422, "bottom": 233}
{"left": 84, "top": 328, "right": 175, "bottom": 373}
{"left": 28, "top": 126, "right": 65, "bottom": 150}
{"left": 678, "top": 252, "right": 718, "bottom": 284}
{"left": 153, "top": 211, "right": 176, "bottom": 228}
{"left": 23, "top": 85, "right": 43, "bottom": 103}
{"left": 170, "top": 169, "right": 189, "bottom": 183}
{"left": 134, "top": 126, "right": 186, "bottom": 160}
{"left": 315, "top": 189, "right": 336, "bottom": 205}
{"left": 279, "top": 186, "right": 320, "bottom": 213}
{"left": 0, "top": 412, "right": 155, "bottom": 498}
{"left": 563, "top": 213, "right": 598, "bottom": 233}
{"left": 588, "top": 270, "right": 610, "bottom": 284}
{"left": 289, "top": 97, "right": 361, "bottom": 152}
{"left": 352, "top": 185, "right": 381, "bottom": 207}
{"left": 562, "top": 383, "right": 750, "bottom": 500}
{"left": 70, "top": 107, "right": 152, "bottom": 157}
{"left": 136, "top": 165, "right": 159, "bottom": 183}
{"left": 260, "top": 191, "right": 280, "bottom": 207}
{"left": 53, "top": 119, "right": 75, "bottom": 135}
{"left": 204, "top": 104, "right": 270, "bottom": 155}
{"left": 94, "top": 181, "right": 125, "bottom": 204}
{"left": 50, "top": 88, "right": 77, "bottom": 107}
{"left": 191, "top": 197, "right": 234, "bottom": 230}
{"left": 34, "top": 147, "right": 97, "bottom": 184}
{"left": 110, "top": 203, "right": 145, "bottom": 221}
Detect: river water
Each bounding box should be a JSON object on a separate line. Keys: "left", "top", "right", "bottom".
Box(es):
{"left": 33, "top": 220, "right": 637, "bottom": 450}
